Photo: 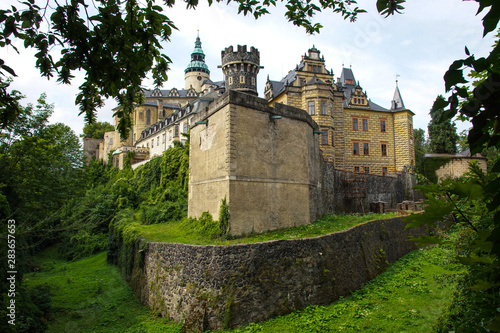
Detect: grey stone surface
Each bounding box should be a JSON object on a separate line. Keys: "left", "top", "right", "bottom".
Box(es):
{"left": 109, "top": 216, "right": 426, "bottom": 332}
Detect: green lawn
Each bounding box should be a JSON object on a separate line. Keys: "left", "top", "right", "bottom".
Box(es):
{"left": 125, "top": 212, "right": 400, "bottom": 245}
{"left": 24, "top": 246, "right": 181, "bottom": 333}
{"left": 24, "top": 238, "right": 463, "bottom": 332}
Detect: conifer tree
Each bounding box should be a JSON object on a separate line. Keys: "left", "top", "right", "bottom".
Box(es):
{"left": 427, "top": 95, "right": 459, "bottom": 154}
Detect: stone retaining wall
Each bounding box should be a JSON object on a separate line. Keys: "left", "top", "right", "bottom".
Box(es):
{"left": 109, "top": 216, "right": 426, "bottom": 332}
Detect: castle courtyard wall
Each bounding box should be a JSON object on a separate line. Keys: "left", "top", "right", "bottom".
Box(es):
{"left": 109, "top": 216, "right": 426, "bottom": 332}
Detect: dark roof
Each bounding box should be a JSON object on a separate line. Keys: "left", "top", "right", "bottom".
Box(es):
{"left": 340, "top": 67, "right": 356, "bottom": 85}
{"left": 143, "top": 88, "right": 198, "bottom": 98}
{"left": 143, "top": 101, "right": 181, "bottom": 109}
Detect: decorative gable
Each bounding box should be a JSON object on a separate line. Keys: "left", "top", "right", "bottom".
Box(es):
{"left": 151, "top": 88, "right": 163, "bottom": 97}
{"left": 349, "top": 86, "right": 368, "bottom": 107}
{"left": 169, "top": 88, "right": 180, "bottom": 97}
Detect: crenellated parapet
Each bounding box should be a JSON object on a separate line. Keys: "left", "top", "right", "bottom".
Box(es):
{"left": 221, "top": 45, "right": 261, "bottom": 96}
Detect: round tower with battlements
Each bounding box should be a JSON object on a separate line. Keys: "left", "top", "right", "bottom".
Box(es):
{"left": 221, "top": 45, "right": 261, "bottom": 96}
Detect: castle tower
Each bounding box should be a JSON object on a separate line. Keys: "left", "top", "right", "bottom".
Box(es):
{"left": 185, "top": 32, "right": 210, "bottom": 92}
{"left": 221, "top": 45, "right": 261, "bottom": 96}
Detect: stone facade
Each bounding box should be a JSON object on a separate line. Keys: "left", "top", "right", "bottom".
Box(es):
{"left": 188, "top": 90, "right": 322, "bottom": 235}
{"left": 265, "top": 47, "right": 415, "bottom": 175}
{"left": 109, "top": 216, "right": 427, "bottom": 332}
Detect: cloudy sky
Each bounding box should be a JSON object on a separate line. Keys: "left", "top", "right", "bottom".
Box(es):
{"left": 4, "top": 0, "right": 495, "bottom": 138}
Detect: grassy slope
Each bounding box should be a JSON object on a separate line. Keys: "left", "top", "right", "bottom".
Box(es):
{"left": 24, "top": 240, "right": 464, "bottom": 332}
{"left": 127, "top": 212, "right": 400, "bottom": 245}
{"left": 24, "top": 246, "right": 181, "bottom": 333}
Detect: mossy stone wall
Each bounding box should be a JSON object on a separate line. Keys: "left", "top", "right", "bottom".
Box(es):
{"left": 109, "top": 216, "right": 426, "bottom": 332}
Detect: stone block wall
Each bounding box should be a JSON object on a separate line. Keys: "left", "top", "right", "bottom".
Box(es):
{"left": 109, "top": 216, "right": 426, "bottom": 332}
{"left": 318, "top": 163, "right": 421, "bottom": 214}
{"left": 188, "top": 90, "right": 322, "bottom": 235}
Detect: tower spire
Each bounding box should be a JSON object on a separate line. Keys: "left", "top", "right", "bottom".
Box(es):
{"left": 391, "top": 76, "right": 405, "bottom": 110}
{"left": 184, "top": 32, "right": 210, "bottom": 91}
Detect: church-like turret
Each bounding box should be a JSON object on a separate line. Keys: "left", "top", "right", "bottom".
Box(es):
{"left": 185, "top": 32, "right": 210, "bottom": 92}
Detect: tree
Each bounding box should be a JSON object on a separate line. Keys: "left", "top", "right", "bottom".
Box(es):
{"left": 82, "top": 121, "right": 114, "bottom": 139}
{"left": 0, "top": 94, "right": 82, "bottom": 224}
{"left": 413, "top": 128, "right": 428, "bottom": 172}
{"left": 0, "top": 0, "right": 366, "bottom": 138}
{"left": 428, "top": 95, "right": 459, "bottom": 154}
{"left": 0, "top": 94, "right": 82, "bottom": 332}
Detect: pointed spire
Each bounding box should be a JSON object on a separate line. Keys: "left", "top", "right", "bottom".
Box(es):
{"left": 391, "top": 82, "right": 405, "bottom": 110}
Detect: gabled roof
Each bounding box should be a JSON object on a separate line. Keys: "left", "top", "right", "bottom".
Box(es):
{"left": 266, "top": 61, "right": 306, "bottom": 97}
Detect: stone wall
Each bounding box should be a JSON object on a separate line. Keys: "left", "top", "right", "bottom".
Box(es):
{"left": 83, "top": 138, "right": 102, "bottom": 161}
{"left": 318, "top": 163, "right": 422, "bottom": 214}
{"left": 188, "top": 90, "right": 322, "bottom": 235}
{"left": 109, "top": 216, "right": 426, "bottom": 332}
{"left": 435, "top": 157, "right": 487, "bottom": 181}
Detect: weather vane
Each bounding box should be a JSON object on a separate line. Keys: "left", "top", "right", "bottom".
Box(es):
{"left": 395, "top": 73, "right": 401, "bottom": 86}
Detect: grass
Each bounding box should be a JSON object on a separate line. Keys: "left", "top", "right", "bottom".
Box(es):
{"left": 124, "top": 212, "right": 401, "bottom": 245}
{"left": 24, "top": 238, "right": 464, "bottom": 332}
{"left": 24, "top": 245, "right": 181, "bottom": 333}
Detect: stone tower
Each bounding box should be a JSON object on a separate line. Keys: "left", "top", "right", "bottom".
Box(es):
{"left": 185, "top": 32, "right": 210, "bottom": 92}
{"left": 221, "top": 45, "right": 261, "bottom": 96}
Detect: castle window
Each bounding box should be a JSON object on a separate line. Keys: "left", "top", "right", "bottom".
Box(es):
{"left": 151, "top": 139, "right": 154, "bottom": 148}
{"left": 162, "top": 133, "right": 165, "bottom": 143}
{"left": 380, "top": 119, "right": 386, "bottom": 132}
{"left": 354, "top": 166, "right": 360, "bottom": 173}
{"left": 321, "top": 131, "right": 328, "bottom": 145}
{"left": 228, "top": 77, "right": 233, "bottom": 85}
{"left": 354, "top": 98, "right": 358, "bottom": 104}
{"left": 321, "top": 101, "right": 327, "bottom": 115}
{"left": 382, "top": 167, "right": 388, "bottom": 176}
{"left": 300, "top": 79, "right": 305, "bottom": 86}
{"left": 330, "top": 102, "right": 334, "bottom": 115}
{"left": 109, "top": 138, "right": 113, "bottom": 146}
{"left": 240, "top": 75, "right": 245, "bottom": 84}
{"left": 364, "top": 166, "right": 370, "bottom": 174}
{"left": 353, "top": 142, "right": 359, "bottom": 155}
{"left": 146, "top": 110, "right": 151, "bottom": 125}
{"left": 174, "top": 125, "right": 179, "bottom": 137}
{"left": 157, "top": 137, "right": 160, "bottom": 146}
{"left": 183, "top": 122, "right": 188, "bottom": 133}
{"left": 308, "top": 101, "right": 315, "bottom": 115}
{"left": 363, "top": 142, "right": 369, "bottom": 155}
{"left": 139, "top": 111, "right": 144, "bottom": 121}
{"left": 362, "top": 118, "right": 368, "bottom": 131}
{"left": 381, "top": 143, "right": 387, "bottom": 156}
{"left": 352, "top": 118, "right": 358, "bottom": 131}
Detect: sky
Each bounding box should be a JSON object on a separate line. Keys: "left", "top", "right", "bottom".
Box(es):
{"left": 3, "top": 0, "right": 496, "bottom": 138}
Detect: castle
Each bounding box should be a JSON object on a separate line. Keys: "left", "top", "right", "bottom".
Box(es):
{"left": 85, "top": 34, "right": 415, "bottom": 176}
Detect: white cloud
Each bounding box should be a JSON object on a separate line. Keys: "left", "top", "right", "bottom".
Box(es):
{"left": 3, "top": 0, "right": 495, "bottom": 138}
